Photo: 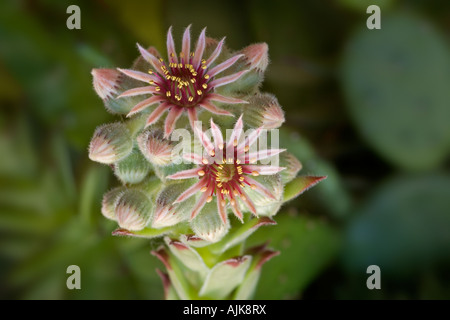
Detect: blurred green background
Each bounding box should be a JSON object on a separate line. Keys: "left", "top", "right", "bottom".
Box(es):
{"left": 1, "top": 0, "right": 450, "bottom": 299}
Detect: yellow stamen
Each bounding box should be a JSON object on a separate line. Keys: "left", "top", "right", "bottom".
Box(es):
{"left": 202, "top": 83, "right": 208, "bottom": 89}
{"left": 204, "top": 74, "right": 210, "bottom": 79}
{"left": 230, "top": 199, "right": 235, "bottom": 206}
{"left": 244, "top": 146, "right": 250, "bottom": 152}
{"left": 206, "top": 196, "right": 213, "bottom": 203}
{"left": 198, "top": 170, "right": 205, "bottom": 176}
{"left": 202, "top": 158, "right": 208, "bottom": 165}
{"left": 250, "top": 184, "right": 256, "bottom": 190}
{"left": 233, "top": 139, "right": 238, "bottom": 147}
{"left": 252, "top": 171, "right": 259, "bottom": 176}
{"left": 197, "top": 90, "right": 202, "bottom": 95}
{"left": 200, "top": 186, "right": 207, "bottom": 192}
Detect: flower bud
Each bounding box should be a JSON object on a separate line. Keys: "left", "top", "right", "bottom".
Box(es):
{"left": 114, "top": 149, "right": 152, "bottom": 184}
{"left": 137, "top": 129, "right": 174, "bottom": 167}
{"left": 243, "top": 93, "right": 285, "bottom": 129}
{"left": 152, "top": 181, "right": 195, "bottom": 228}
{"left": 101, "top": 186, "right": 126, "bottom": 221}
{"left": 89, "top": 122, "right": 133, "bottom": 164}
{"left": 279, "top": 152, "right": 302, "bottom": 184}
{"left": 115, "top": 189, "right": 153, "bottom": 231}
{"left": 241, "top": 43, "right": 269, "bottom": 73}
{"left": 92, "top": 68, "right": 121, "bottom": 100}
{"left": 191, "top": 201, "right": 230, "bottom": 243}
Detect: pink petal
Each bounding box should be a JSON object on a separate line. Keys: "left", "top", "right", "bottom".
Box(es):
{"left": 175, "top": 179, "right": 206, "bottom": 203}
{"left": 164, "top": 106, "right": 184, "bottom": 138}
{"left": 217, "top": 196, "right": 228, "bottom": 224}
{"left": 209, "top": 70, "right": 249, "bottom": 88}
{"left": 208, "top": 54, "right": 244, "bottom": 77}
{"left": 137, "top": 44, "right": 164, "bottom": 75}
{"left": 117, "top": 68, "right": 157, "bottom": 83}
{"left": 193, "top": 123, "right": 214, "bottom": 153}
{"left": 230, "top": 199, "right": 243, "bottom": 222}
{"left": 118, "top": 86, "right": 158, "bottom": 98}
{"left": 237, "top": 127, "right": 262, "bottom": 152}
{"left": 127, "top": 96, "right": 162, "bottom": 117}
{"left": 245, "top": 176, "right": 276, "bottom": 200}
{"left": 246, "top": 149, "right": 286, "bottom": 162}
{"left": 206, "top": 38, "right": 225, "bottom": 67}
{"left": 192, "top": 28, "right": 206, "bottom": 70}
{"left": 239, "top": 189, "right": 257, "bottom": 215}
{"left": 145, "top": 102, "right": 170, "bottom": 127}
{"left": 183, "top": 153, "right": 203, "bottom": 165}
{"left": 181, "top": 25, "right": 191, "bottom": 63}
{"left": 199, "top": 101, "right": 233, "bottom": 116}
{"left": 208, "top": 93, "right": 248, "bottom": 105}
{"left": 187, "top": 107, "right": 198, "bottom": 131}
{"left": 167, "top": 168, "right": 204, "bottom": 180}
{"left": 166, "top": 26, "right": 178, "bottom": 63}
{"left": 226, "top": 115, "right": 243, "bottom": 149}
{"left": 243, "top": 165, "right": 285, "bottom": 175}
{"left": 190, "top": 183, "right": 214, "bottom": 219}
{"left": 210, "top": 119, "right": 224, "bottom": 148}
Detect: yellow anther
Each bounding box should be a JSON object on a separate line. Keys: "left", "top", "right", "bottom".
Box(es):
{"left": 200, "top": 186, "right": 208, "bottom": 192}
{"left": 202, "top": 158, "right": 208, "bottom": 165}
{"left": 178, "top": 63, "right": 183, "bottom": 68}
{"left": 170, "top": 52, "right": 175, "bottom": 57}
{"left": 233, "top": 190, "right": 239, "bottom": 196}
{"left": 190, "top": 52, "right": 195, "bottom": 57}
{"left": 159, "top": 58, "right": 163, "bottom": 62}
{"left": 209, "top": 150, "right": 215, "bottom": 157}
{"left": 219, "top": 143, "right": 224, "bottom": 150}
{"left": 230, "top": 199, "right": 235, "bottom": 206}
{"left": 149, "top": 80, "right": 154, "bottom": 85}
{"left": 201, "top": 65, "right": 207, "bottom": 69}
{"left": 206, "top": 196, "right": 213, "bottom": 203}
{"left": 198, "top": 170, "right": 205, "bottom": 176}
{"left": 202, "top": 83, "right": 208, "bottom": 89}
{"left": 233, "top": 139, "right": 238, "bottom": 147}
{"left": 176, "top": 95, "right": 181, "bottom": 101}
{"left": 155, "top": 87, "right": 160, "bottom": 91}
{"left": 250, "top": 184, "right": 256, "bottom": 190}
{"left": 239, "top": 177, "right": 245, "bottom": 182}
{"left": 192, "top": 72, "right": 198, "bottom": 76}
{"left": 252, "top": 171, "right": 259, "bottom": 176}
{"left": 188, "top": 96, "right": 194, "bottom": 102}
{"left": 197, "top": 90, "right": 202, "bottom": 95}
{"left": 201, "top": 59, "right": 206, "bottom": 64}
{"left": 148, "top": 70, "right": 153, "bottom": 74}
{"left": 166, "top": 91, "right": 171, "bottom": 97}
{"left": 244, "top": 146, "right": 250, "bottom": 152}
{"left": 250, "top": 158, "right": 257, "bottom": 163}
{"left": 228, "top": 158, "right": 233, "bottom": 163}
{"left": 191, "top": 78, "right": 196, "bottom": 83}
{"left": 222, "top": 159, "right": 226, "bottom": 164}
{"left": 204, "top": 74, "right": 210, "bottom": 79}
{"left": 236, "top": 159, "right": 241, "bottom": 164}
{"left": 217, "top": 183, "right": 222, "bottom": 188}
{"left": 241, "top": 195, "right": 246, "bottom": 200}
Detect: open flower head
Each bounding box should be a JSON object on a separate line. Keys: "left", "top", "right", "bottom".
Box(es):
{"left": 116, "top": 26, "right": 251, "bottom": 137}
{"left": 167, "top": 115, "right": 285, "bottom": 224}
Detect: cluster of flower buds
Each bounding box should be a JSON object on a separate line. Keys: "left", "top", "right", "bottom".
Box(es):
{"left": 90, "top": 26, "right": 325, "bottom": 299}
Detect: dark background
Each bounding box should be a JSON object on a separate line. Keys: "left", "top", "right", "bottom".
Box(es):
{"left": 1, "top": 0, "right": 450, "bottom": 299}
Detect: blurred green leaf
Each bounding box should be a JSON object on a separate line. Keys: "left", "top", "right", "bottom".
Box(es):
{"left": 343, "top": 173, "right": 450, "bottom": 278}
{"left": 341, "top": 12, "right": 450, "bottom": 171}
{"left": 248, "top": 214, "right": 340, "bottom": 299}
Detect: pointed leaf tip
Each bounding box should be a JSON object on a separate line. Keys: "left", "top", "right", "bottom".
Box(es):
{"left": 283, "top": 176, "right": 327, "bottom": 202}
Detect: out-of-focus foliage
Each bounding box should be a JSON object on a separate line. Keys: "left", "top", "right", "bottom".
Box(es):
{"left": 1, "top": 0, "right": 450, "bottom": 299}
{"left": 341, "top": 12, "right": 450, "bottom": 171}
